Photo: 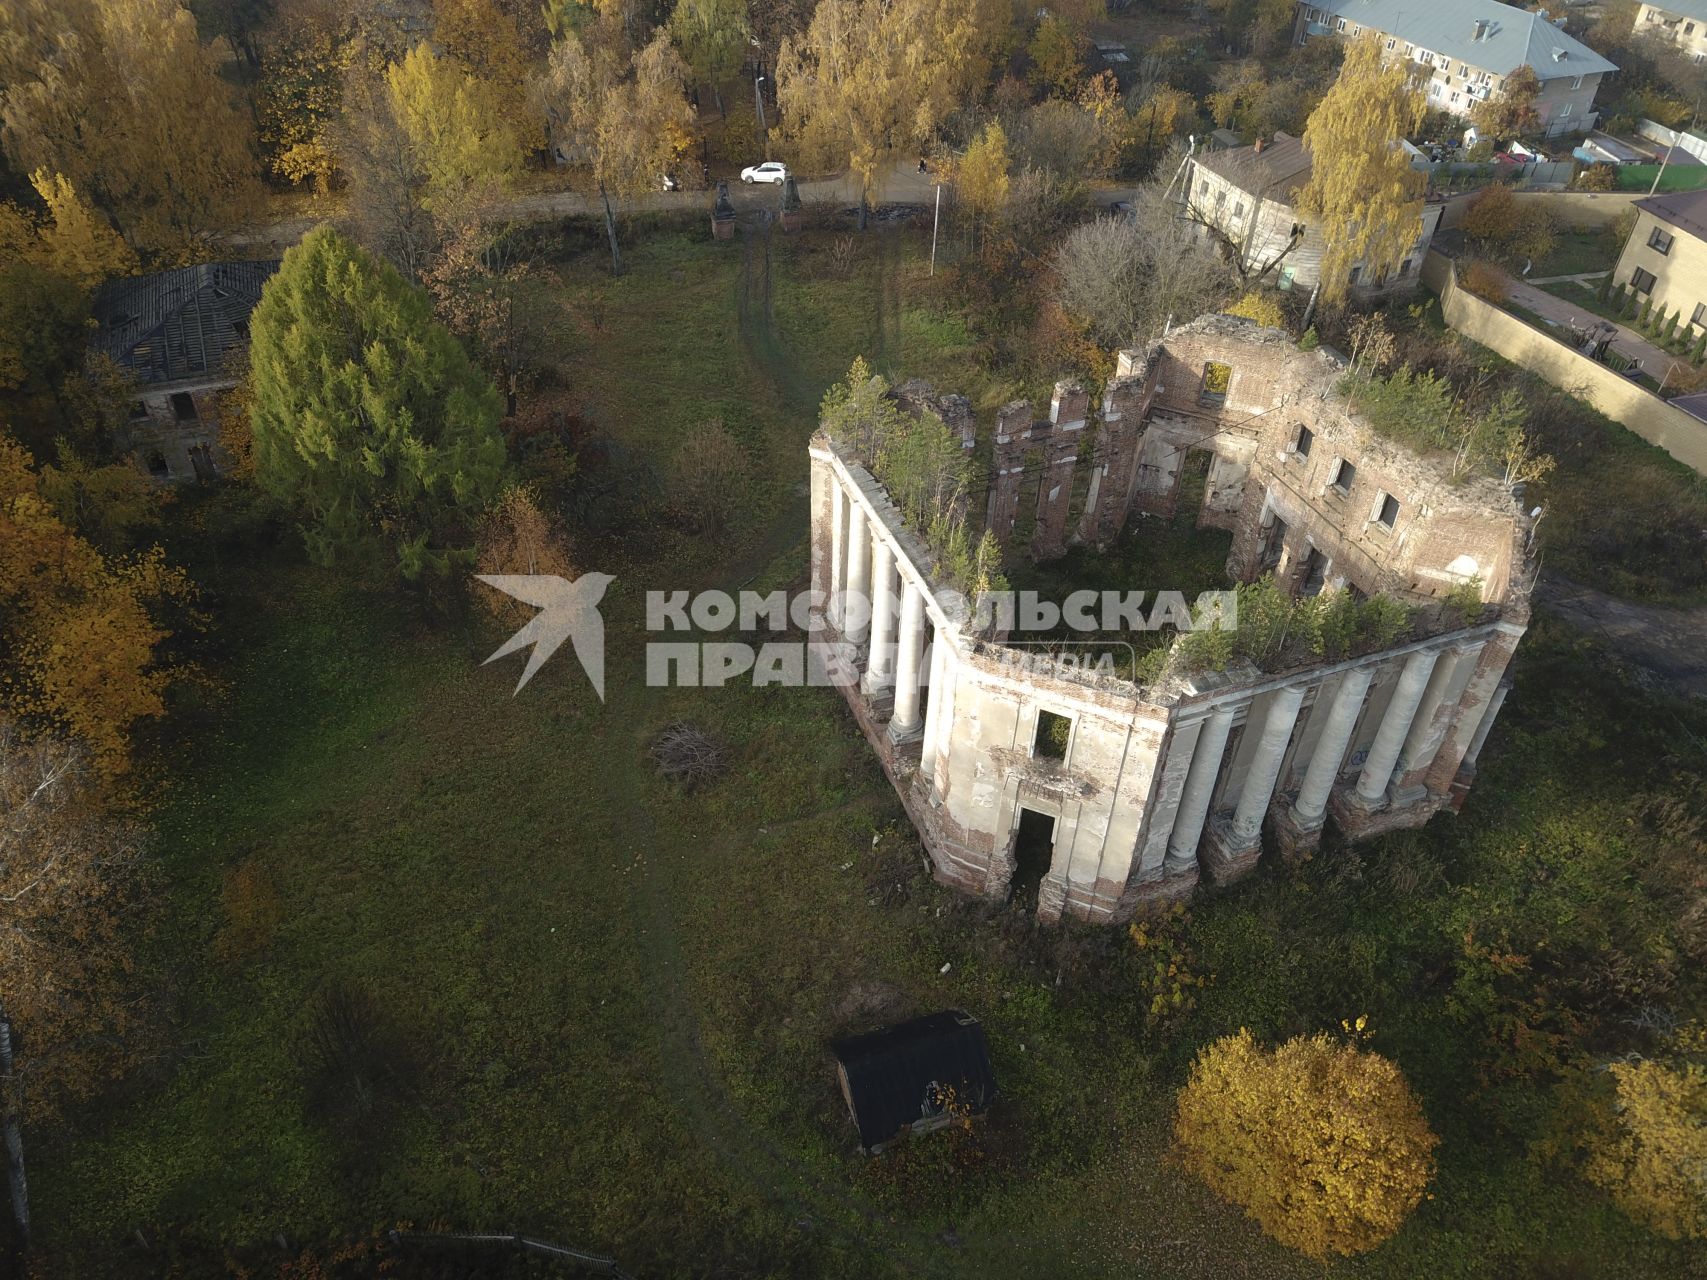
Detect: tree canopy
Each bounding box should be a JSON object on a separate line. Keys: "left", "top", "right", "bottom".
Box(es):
{"left": 1297, "top": 33, "right": 1425, "bottom": 304}
{"left": 248, "top": 226, "right": 509, "bottom": 578}
{"left": 1174, "top": 1026, "right": 1440, "bottom": 1259}
{"left": 0, "top": 0, "right": 259, "bottom": 256}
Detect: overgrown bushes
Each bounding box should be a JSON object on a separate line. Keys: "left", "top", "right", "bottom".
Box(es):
{"left": 820, "top": 358, "right": 1008, "bottom": 605}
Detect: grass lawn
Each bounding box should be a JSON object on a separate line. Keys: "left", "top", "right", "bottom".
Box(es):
{"left": 33, "top": 225, "right": 1707, "bottom": 1278}
{"left": 1530, "top": 230, "right": 1616, "bottom": 281}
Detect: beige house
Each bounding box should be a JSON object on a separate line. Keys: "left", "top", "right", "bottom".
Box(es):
{"left": 1612, "top": 189, "right": 1707, "bottom": 333}
{"left": 1296, "top": 0, "right": 1617, "bottom": 138}
{"left": 1635, "top": 0, "right": 1707, "bottom": 62}
{"left": 1185, "top": 132, "right": 1445, "bottom": 296}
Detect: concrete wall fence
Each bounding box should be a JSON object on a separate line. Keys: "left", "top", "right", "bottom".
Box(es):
{"left": 1437, "top": 190, "right": 1644, "bottom": 232}
{"left": 1424, "top": 251, "right": 1707, "bottom": 475}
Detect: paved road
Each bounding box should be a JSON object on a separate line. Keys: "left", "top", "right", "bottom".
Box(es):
{"left": 1506, "top": 275, "right": 1682, "bottom": 379}
{"left": 231, "top": 160, "right": 1129, "bottom": 251}
{"left": 1539, "top": 573, "right": 1707, "bottom": 698}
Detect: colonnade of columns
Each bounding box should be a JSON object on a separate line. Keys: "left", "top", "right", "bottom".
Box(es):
{"left": 823, "top": 469, "right": 940, "bottom": 750}
{"left": 1161, "top": 638, "right": 1495, "bottom": 875}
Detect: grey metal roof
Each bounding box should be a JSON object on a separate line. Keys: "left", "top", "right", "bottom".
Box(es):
{"left": 91, "top": 261, "right": 277, "bottom": 386}
{"left": 1306, "top": 0, "right": 1618, "bottom": 80}
{"left": 1634, "top": 187, "right": 1707, "bottom": 240}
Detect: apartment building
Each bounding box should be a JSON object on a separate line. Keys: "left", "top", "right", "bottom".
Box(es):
{"left": 1296, "top": 0, "right": 1617, "bottom": 138}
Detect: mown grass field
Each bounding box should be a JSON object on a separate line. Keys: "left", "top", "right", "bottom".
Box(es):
{"left": 35, "top": 224, "right": 1707, "bottom": 1278}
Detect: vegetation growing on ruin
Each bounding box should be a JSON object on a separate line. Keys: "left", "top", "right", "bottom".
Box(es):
{"left": 1151, "top": 574, "right": 1415, "bottom": 682}
{"left": 820, "top": 356, "right": 1010, "bottom": 605}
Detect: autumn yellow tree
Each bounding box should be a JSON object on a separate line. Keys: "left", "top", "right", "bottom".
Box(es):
{"left": 1296, "top": 33, "right": 1425, "bottom": 304}
{"left": 776, "top": 0, "right": 1008, "bottom": 228}
{"left": 26, "top": 172, "right": 138, "bottom": 288}
{"left": 475, "top": 485, "right": 576, "bottom": 620}
{"left": 537, "top": 29, "right": 692, "bottom": 273}
{"left": 1173, "top": 1027, "right": 1440, "bottom": 1260}
{"left": 434, "top": 0, "right": 537, "bottom": 135}
{"left": 0, "top": 718, "right": 152, "bottom": 1115}
{"left": 387, "top": 45, "right": 526, "bottom": 223}
{"left": 0, "top": 434, "right": 192, "bottom": 773}
{"left": 0, "top": 0, "right": 259, "bottom": 255}
{"left": 1586, "top": 1057, "right": 1707, "bottom": 1240}
{"left": 1226, "top": 290, "right": 1286, "bottom": 329}
{"left": 1028, "top": 15, "right": 1084, "bottom": 98}
{"left": 956, "top": 121, "right": 1010, "bottom": 249}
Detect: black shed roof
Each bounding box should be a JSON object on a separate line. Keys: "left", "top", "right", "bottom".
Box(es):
{"left": 90, "top": 261, "right": 278, "bottom": 387}
{"left": 830, "top": 1010, "right": 997, "bottom": 1151}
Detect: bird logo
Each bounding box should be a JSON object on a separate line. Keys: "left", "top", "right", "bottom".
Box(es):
{"left": 475, "top": 572, "right": 615, "bottom": 699}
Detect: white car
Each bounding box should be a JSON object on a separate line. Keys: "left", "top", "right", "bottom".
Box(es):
{"left": 741, "top": 161, "right": 790, "bottom": 184}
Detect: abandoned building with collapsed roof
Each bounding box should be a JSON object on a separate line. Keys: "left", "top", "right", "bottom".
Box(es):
{"left": 808, "top": 315, "right": 1534, "bottom": 925}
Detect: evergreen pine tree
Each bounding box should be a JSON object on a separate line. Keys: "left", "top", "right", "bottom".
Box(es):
{"left": 1639, "top": 296, "right": 1653, "bottom": 328}
{"left": 1693, "top": 326, "right": 1707, "bottom": 365}
{"left": 1664, "top": 309, "right": 1679, "bottom": 343}
{"left": 1597, "top": 272, "right": 1612, "bottom": 303}
{"left": 249, "top": 226, "right": 508, "bottom": 579}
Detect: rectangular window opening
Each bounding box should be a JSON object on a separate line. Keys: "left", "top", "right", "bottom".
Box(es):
{"left": 1199, "top": 361, "right": 1232, "bottom": 407}
{"left": 1375, "top": 493, "right": 1400, "bottom": 527}
{"left": 1033, "top": 710, "right": 1072, "bottom": 762}
{"left": 1294, "top": 424, "right": 1314, "bottom": 458}
{"left": 1632, "top": 267, "right": 1657, "bottom": 294}
{"left": 1331, "top": 457, "right": 1356, "bottom": 493}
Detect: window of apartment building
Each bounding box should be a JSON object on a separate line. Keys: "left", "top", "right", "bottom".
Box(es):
{"left": 1688, "top": 22, "right": 1697, "bottom": 33}
{"left": 1693, "top": 301, "right": 1706, "bottom": 326}
{"left": 1400, "top": 257, "right": 1413, "bottom": 276}
{"left": 1452, "top": 92, "right": 1461, "bottom": 104}
{"left": 1387, "top": 37, "right": 1395, "bottom": 48}
{"left": 1373, "top": 493, "right": 1400, "bottom": 528}
{"left": 1560, "top": 102, "right": 1573, "bottom": 118}
{"left": 1632, "top": 266, "right": 1658, "bottom": 294}
{"left": 1649, "top": 226, "right": 1675, "bottom": 254}
{"left": 1330, "top": 458, "right": 1356, "bottom": 494}
{"left": 1199, "top": 179, "right": 1209, "bottom": 196}
{"left": 1232, "top": 200, "right": 1245, "bottom": 221}
{"left": 1336, "top": 16, "right": 1346, "bottom": 29}
{"left": 1571, "top": 74, "right": 1584, "bottom": 88}
{"left": 1404, "top": 42, "right": 1413, "bottom": 54}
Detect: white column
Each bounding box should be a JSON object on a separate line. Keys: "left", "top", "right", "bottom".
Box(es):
{"left": 1353, "top": 649, "right": 1439, "bottom": 805}
{"left": 862, "top": 538, "right": 897, "bottom": 694}
{"left": 931, "top": 642, "right": 961, "bottom": 794}
{"left": 1294, "top": 667, "right": 1374, "bottom": 825}
{"left": 919, "top": 631, "right": 946, "bottom": 779}
{"left": 1461, "top": 683, "right": 1510, "bottom": 771}
{"left": 1229, "top": 685, "right": 1305, "bottom": 844}
{"left": 1393, "top": 644, "right": 1477, "bottom": 778}
{"left": 828, "top": 479, "right": 847, "bottom": 629}
{"left": 1166, "top": 705, "right": 1235, "bottom": 872}
{"left": 844, "top": 504, "right": 871, "bottom": 646}
{"left": 889, "top": 582, "right": 927, "bottom": 740}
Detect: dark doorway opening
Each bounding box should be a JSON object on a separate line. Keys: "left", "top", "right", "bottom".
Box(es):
{"left": 1009, "top": 807, "right": 1055, "bottom": 910}
{"left": 1300, "top": 548, "right": 1329, "bottom": 597}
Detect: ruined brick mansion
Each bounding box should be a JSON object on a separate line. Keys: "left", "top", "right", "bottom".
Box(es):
{"left": 808, "top": 315, "right": 1534, "bottom": 925}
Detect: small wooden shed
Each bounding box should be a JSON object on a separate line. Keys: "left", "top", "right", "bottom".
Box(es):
{"left": 830, "top": 1010, "right": 997, "bottom": 1154}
